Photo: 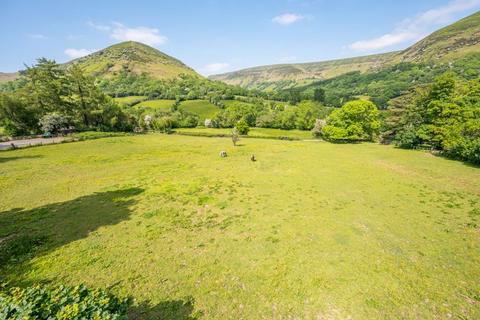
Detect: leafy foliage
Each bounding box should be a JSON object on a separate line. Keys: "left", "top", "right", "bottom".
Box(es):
{"left": 395, "top": 73, "right": 480, "bottom": 164}
{"left": 0, "top": 59, "right": 135, "bottom": 135}
{"left": 39, "top": 112, "right": 72, "bottom": 134}
{"left": 235, "top": 118, "right": 250, "bottom": 135}
{"left": 0, "top": 283, "right": 131, "bottom": 320}
{"left": 322, "top": 100, "right": 380, "bottom": 141}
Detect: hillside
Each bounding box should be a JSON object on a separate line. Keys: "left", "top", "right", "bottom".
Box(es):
{"left": 210, "top": 52, "right": 397, "bottom": 90}
{"left": 211, "top": 11, "right": 480, "bottom": 90}
{"left": 396, "top": 10, "right": 480, "bottom": 63}
{"left": 67, "top": 41, "right": 198, "bottom": 79}
{"left": 0, "top": 72, "right": 18, "bottom": 83}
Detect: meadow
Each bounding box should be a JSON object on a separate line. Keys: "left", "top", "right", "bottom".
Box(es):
{"left": 175, "top": 127, "right": 313, "bottom": 140}
{"left": 130, "top": 99, "right": 220, "bottom": 120}
{"left": 0, "top": 134, "right": 479, "bottom": 319}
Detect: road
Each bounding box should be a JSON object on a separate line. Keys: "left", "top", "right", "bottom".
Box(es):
{"left": 0, "top": 137, "right": 67, "bottom": 150}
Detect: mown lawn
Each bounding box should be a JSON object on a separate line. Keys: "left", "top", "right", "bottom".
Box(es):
{"left": 0, "top": 134, "right": 479, "bottom": 319}
{"left": 175, "top": 127, "right": 313, "bottom": 139}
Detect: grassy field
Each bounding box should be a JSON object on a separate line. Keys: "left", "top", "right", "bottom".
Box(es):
{"left": 136, "top": 99, "right": 175, "bottom": 111}
{"left": 114, "top": 96, "right": 147, "bottom": 106}
{"left": 179, "top": 100, "right": 219, "bottom": 120}
{"left": 133, "top": 99, "right": 219, "bottom": 120}
{"left": 175, "top": 127, "right": 313, "bottom": 140}
{"left": 0, "top": 134, "right": 479, "bottom": 319}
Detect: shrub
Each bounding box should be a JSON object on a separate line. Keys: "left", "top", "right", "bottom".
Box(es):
{"left": 235, "top": 118, "right": 250, "bottom": 135}
{"left": 39, "top": 112, "right": 72, "bottom": 135}
{"left": 311, "top": 119, "right": 326, "bottom": 138}
{"left": 0, "top": 283, "right": 131, "bottom": 320}
{"left": 152, "top": 116, "right": 174, "bottom": 133}
{"left": 204, "top": 118, "right": 214, "bottom": 128}
{"left": 322, "top": 100, "right": 380, "bottom": 141}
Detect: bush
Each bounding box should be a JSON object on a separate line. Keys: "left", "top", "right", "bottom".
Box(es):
{"left": 39, "top": 112, "right": 72, "bottom": 135}
{"left": 311, "top": 119, "right": 326, "bottom": 138}
{"left": 235, "top": 118, "right": 250, "bottom": 135}
{"left": 0, "top": 283, "right": 131, "bottom": 320}
{"left": 152, "top": 116, "right": 174, "bottom": 133}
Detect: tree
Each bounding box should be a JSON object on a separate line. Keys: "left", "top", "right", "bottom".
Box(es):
{"left": 295, "top": 101, "right": 321, "bottom": 130}
{"left": 313, "top": 88, "right": 325, "bottom": 103}
{"left": 235, "top": 118, "right": 250, "bottom": 135}
{"left": 0, "top": 93, "right": 39, "bottom": 135}
{"left": 322, "top": 100, "right": 380, "bottom": 141}
{"left": 23, "top": 58, "right": 68, "bottom": 114}
{"left": 66, "top": 64, "right": 109, "bottom": 129}
{"left": 232, "top": 128, "right": 240, "bottom": 146}
{"left": 395, "top": 73, "right": 480, "bottom": 164}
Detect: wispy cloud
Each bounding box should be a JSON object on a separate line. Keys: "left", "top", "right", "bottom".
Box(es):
{"left": 87, "top": 21, "right": 168, "bottom": 46}
{"left": 87, "top": 21, "right": 111, "bottom": 32}
{"left": 201, "top": 62, "right": 230, "bottom": 75}
{"left": 272, "top": 13, "right": 304, "bottom": 26}
{"left": 64, "top": 48, "right": 96, "bottom": 59}
{"left": 278, "top": 56, "right": 297, "bottom": 62}
{"left": 27, "top": 34, "right": 47, "bottom": 40}
{"left": 348, "top": 0, "right": 480, "bottom": 52}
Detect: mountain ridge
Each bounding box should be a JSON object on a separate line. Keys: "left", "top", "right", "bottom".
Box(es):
{"left": 210, "top": 11, "right": 480, "bottom": 90}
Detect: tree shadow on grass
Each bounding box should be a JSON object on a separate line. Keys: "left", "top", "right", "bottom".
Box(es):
{"left": 0, "top": 187, "right": 144, "bottom": 283}
{"left": 129, "top": 297, "right": 202, "bottom": 320}
{"left": 0, "top": 154, "right": 43, "bottom": 163}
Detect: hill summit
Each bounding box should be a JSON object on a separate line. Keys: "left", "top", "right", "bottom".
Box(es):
{"left": 67, "top": 41, "right": 198, "bottom": 79}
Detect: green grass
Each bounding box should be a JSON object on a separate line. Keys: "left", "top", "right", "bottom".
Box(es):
{"left": 136, "top": 99, "right": 175, "bottom": 111}
{"left": 179, "top": 100, "right": 219, "bottom": 120}
{"left": 113, "top": 96, "right": 147, "bottom": 106}
{"left": 1, "top": 135, "right": 479, "bottom": 319}
{"left": 175, "top": 127, "right": 313, "bottom": 140}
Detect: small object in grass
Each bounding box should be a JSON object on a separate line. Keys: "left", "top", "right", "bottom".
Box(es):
{"left": 250, "top": 154, "right": 256, "bottom": 162}
{"left": 220, "top": 151, "right": 227, "bottom": 158}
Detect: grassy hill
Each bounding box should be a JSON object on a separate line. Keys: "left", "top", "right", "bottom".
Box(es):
{"left": 211, "top": 11, "right": 480, "bottom": 90}
{"left": 395, "top": 11, "right": 480, "bottom": 63}
{"left": 67, "top": 41, "right": 198, "bottom": 80}
{"left": 0, "top": 72, "right": 18, "bottom": 83}
{"left": 210, "top": 52, "right": 397, "bottom": 90}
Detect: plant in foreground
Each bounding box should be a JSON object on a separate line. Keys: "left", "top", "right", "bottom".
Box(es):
{"left": 0, "top": 283, "right": 131, "bottom": 320}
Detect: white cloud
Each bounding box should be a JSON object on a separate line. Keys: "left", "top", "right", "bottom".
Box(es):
{"left": 64, "top": 48, "right": 96, "bottom": 59}
{"left": 110, "top": 23, "right": 167, "bottom": 46}
{"left": 87, "top": 21, "right": 168, "bottom": 46}
{"left": 201, "top": 62, "right": 230, "bottom": 75}
{"left": 28, "top": 34, "right": 47, "bottom": 39}
{"left": 348, "top": 0, "right": 480, "bottom": 52}
{"left": 278, "top": 56, "right": 297, "bottom": 62}
{"left": 272, "top": 13, "right": 304, "bottom": 26}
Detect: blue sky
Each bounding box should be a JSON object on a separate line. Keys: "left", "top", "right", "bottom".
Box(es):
{"left": 1, "top": 0, "right": 479, "bottom": 75}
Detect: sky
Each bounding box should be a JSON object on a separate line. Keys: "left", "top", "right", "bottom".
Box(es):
{"left": 1, "top": 0, "right": 479, "bottom": 75}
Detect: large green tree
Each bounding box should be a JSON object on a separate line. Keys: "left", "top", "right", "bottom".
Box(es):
{"left": 396, "top": 73, "right": 480, "bottom": 163}
{"left": 322, "top": 100, "right": 380, "bottom": 141}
